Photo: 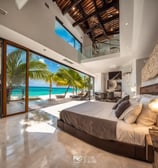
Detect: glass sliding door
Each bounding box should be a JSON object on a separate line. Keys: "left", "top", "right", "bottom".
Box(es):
{"left": 6, "top": 44, "right": 27, "bottom": 115}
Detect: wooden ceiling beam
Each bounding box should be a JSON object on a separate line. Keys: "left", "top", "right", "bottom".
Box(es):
{"left": 107, "top": 28, "right": 119, "bottom": 35}
{"left": 95, "top": 28, "right": 119, "bottom": 41}
{"left": 62, "top": 0, "right": 82, "bottom": 15}
{"left": 84, "top": 24, "right": 101, "bottom": 34}
{"left": 94, "top": 34, "right": 105, "bottom": 40}
{"left": 92, "top": 0, "right": 107, "bottom": 37}
{"left": 84, "top": 14, "right": 119, "bottom": 34}
{"left": 77, "top": 3, "right": 96, "bottom": 42}
{"left": 102, "top": 13, "right": 119, "bottom": 24}
{"left": 73, "top": 1, "right": 117, "bottom": 27}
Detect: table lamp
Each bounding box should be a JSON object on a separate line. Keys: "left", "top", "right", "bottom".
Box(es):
{"left": 148, "top": 99, "right": 158, "bottom": 127}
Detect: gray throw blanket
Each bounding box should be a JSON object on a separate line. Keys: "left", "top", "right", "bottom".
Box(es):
{"left": 60, "top": 101, "right": 117, "bottom": 140}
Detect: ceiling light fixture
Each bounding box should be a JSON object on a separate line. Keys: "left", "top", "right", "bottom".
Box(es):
{"left": 72, "top": 7, "right": 75, "bottom": 11}
{"left": 0, "top": 8, "right": 8, "bottom": 15}
{"left": 125, "top": 22, "right": 128, "bottom": 26}
{"left": 110, "top": 27, "right": 113, "bottom": 31}
{"left": 108, "top": 14, "right": 112, "bottom": 18}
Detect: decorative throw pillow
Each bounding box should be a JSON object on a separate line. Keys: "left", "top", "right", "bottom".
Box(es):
{"left": 112, "top": 98, "right": 123, "bottom": 109}
{"left": 122, "top": 95, "right": 130, "bottom": 101}
{"left": 112, "top": 95, "right": 130, "bottom": 110}
{"left": 115, "top": 100, "right": 130, "bottom": 118}
{"left": 119, "top": 102, "right": 139, "bottom": 120}
{"left": 123, "top": 104, "right": 142, "bottom": 124}
{"left": 136, "top": 104, "right": 157, "bottom": 126}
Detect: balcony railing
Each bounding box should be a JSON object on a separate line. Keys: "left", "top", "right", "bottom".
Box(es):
{"left": 78, "top": 36, "right": 120, "bottom": 62}
{"left": 79, "top": 43, "right": 119, "bottom": 62}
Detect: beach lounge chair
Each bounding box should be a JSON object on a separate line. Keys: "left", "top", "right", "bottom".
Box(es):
{"left": 55, "top": 95, "right": 65, "bottom": 99}
{"left": 71, "top": 91, "right": 90, "bottom": 100}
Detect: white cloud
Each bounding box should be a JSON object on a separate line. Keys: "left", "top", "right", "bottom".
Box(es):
{"left": 29, "top": 79, "right": 48, "bottom": 87}
{"left": 39, "top": 58, "right": 45, "bottom": 63}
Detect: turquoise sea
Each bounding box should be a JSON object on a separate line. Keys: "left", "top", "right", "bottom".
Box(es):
{"left": 12, "top": 86, "right": 74, "bottom": 97}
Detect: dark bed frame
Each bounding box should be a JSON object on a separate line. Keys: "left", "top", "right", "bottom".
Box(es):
{"left": 57, "top": 84, "right": 158, "bottom": 162}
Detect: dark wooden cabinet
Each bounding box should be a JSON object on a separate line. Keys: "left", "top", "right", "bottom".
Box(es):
{"left": 94, "top": 92, "right": 106, "bottom": 101}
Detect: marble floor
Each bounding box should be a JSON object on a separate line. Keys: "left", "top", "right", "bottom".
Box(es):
{"left": 6, "top": 97, "right": 72, "bottom": 115}
{"left": 0, "top": 102, "right": 153, "bottom": 168}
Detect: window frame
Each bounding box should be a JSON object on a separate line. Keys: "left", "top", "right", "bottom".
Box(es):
{"left": 55, "top": 17, "right": 82, "bottom": 52}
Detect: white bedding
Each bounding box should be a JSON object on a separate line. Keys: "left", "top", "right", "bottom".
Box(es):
{"left": 106, "top": 104, "right": 150, "bottom": 146}
{"left": 117, "top": 120, "right": 150, "bottom": 146}
{"left": 60, "top": 101, "right": 150, "bottom": 146}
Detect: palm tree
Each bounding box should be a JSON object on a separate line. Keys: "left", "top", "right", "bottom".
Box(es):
{"left": 7, "top": 49, "right": 49, "bottom": 102}
{"left": 54, "top": 67, "right": 83, "bottom": 97}
{"left": 44, "top": 72, "right": 54, "bottom": 100}
{"left": 83, "top": 76, "right": 91, "bottom": 91}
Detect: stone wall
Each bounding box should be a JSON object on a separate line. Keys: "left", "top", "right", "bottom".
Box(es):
{"left": 142, "top": 43, "right": 158, "bottom": 81}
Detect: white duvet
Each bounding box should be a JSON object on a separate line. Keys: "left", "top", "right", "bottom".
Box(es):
{"left": 116, "top": 120, "right": 150, "bottom": 146}
{"left": 61, "top": 101, "right": 150, "bottom": 146}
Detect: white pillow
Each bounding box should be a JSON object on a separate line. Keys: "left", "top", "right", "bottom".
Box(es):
{"left": 119, "top": 104, "right": 135, "bottom": 120}
{"left": 139, "top": 94, "right": 158, "bottom": 104}
{"left": 140, "top": 97, "right": 153, "bottom": 104}
{"left": 136, "top": 104, "right": 157, "bottom": 126}
{"left": 123, "top": 104, "right": 142, "bottom": 124}
{"left": 119, "top": 102, "right": 140, "bottom": 120}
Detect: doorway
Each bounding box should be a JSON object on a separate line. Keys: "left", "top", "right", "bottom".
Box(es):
{"left": 2, "top": 41, "right": 29, "bottom": 116}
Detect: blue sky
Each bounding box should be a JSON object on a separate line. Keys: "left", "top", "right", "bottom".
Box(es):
{"left": 29, "top": 53, "right": 65, "bottom": 86}
{"left": 7, "top": 45, "right": 64, "bottom": 87}
{"left": 7, "top": 40, "right": 85, "bottom": 87}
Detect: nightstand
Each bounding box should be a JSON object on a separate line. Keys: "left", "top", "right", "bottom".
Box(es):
{"left": 149, "top": 129, "right": 158, "bottom": 168}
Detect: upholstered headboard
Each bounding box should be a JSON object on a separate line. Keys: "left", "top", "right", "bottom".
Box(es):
{"left": 140, "top": 83, "right": 158, "bottom": 95}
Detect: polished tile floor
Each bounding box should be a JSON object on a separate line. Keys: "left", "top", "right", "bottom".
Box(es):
{"left": 0, "top": 104, "right": 153, "bottom": 168}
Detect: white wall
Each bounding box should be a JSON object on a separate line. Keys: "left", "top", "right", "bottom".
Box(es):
{"left": 121, "top": 60, "right": 137, "bottom": 97}
{"left": 0, "top": 0, "right": 84, "bottom": 62}
{"left": 121, "top": 58, "right": 146, "bottom": 97}
{"left": 94, "top": 73, "right": 105, "bottom": 92}
{"left": 136, "top": 58, "right": 146, "bottom": 93}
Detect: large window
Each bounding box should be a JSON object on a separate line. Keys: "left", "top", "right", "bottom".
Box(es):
{"left": 6, "top": 44, "right": 27, "bottom": 115}
{"left": 54, "top": 18, "right": 82, "bottom": 52}
{"left": 1, "top": 39, "right": 93, "bottom": 116}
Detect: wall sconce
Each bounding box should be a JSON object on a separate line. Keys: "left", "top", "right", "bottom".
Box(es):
{"left": 148, "top": 99, "right": 158, "bottom": 126}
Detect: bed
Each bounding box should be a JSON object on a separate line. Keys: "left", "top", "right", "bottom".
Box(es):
{"left": 57, "top": 84, "right": 158, "bottom": 162}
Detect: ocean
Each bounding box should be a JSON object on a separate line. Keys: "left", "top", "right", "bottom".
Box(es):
{"left": 11, "top": 86, "right": 74, "bottom": 97}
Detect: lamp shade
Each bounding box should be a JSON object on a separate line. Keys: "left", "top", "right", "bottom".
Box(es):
{"left": 148, "top": 99, "right": 158, "bottom": 112}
